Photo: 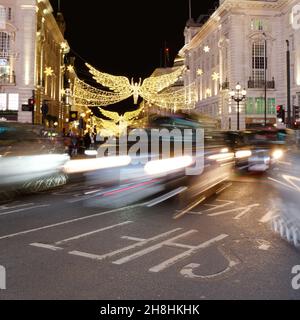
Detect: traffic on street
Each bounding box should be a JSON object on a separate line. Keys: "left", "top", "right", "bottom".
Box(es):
{"left": 0, "top": 116, "right": 300, "bottom": 300}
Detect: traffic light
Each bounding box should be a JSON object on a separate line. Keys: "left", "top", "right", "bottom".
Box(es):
{"left": 69, "top": 111, "right": 78, "bottom": 122}
{"left": 28, "top": 98, "right": 35, "bottom": 112}
{"left": 276, "top": 105, "right": 285, "bottom": 123}
{"left": 294, "top": 105, "right": 300, "bottom": 120}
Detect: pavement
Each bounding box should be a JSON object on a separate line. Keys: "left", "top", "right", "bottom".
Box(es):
{"left": 0, "top": 151, "right": 300, "bottom": 300}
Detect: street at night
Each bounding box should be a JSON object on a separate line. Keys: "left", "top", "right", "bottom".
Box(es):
{"left": 1, "top": 0, "right": 300, "bottom": 310}
{"left": 0, "top": 149, "right": 300, "bottom": 300}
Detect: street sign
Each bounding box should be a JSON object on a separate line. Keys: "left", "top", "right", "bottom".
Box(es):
{"left": 22, "top": 104, "right": 33, "bottom": 112}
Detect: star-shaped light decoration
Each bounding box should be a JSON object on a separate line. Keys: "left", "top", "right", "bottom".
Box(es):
{"left": 212, "top": 72, "right": 220, "bottom": 81}
{"left": 44, "top": 67, "right": 54, "bottom": 77}
{"left": 204, "top": 46, "right": 210, "bottom": 53}
{"left": 67, "top": 65, "right": 74, "bottom": 73}
{"left": 197, "top": 69, "right": 204, "bottom": 76}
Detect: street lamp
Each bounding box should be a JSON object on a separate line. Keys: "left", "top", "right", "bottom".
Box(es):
{"left": 230, "top": 83, "right": 247, "bottom": 131}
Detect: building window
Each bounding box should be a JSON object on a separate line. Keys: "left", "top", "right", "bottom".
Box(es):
{"left": 0, "top": 32, "right": 10, "bottom": 57}
{"left": 255, "top": 98, "right": 265, "bottom": 114}
{"left": 267, "top": 98, "right": 276, "bottom": 115}
{"left": 8, "top": 8, "right": 12, "bottom": 20}
{"left": 0, "top": 93, "right": 19, "bottom": 111}
{"left": 252, "top": 97, "right": 276, "bottom": 115}
{"left": 251, "top": 19, "right": 268, "bottom": 31}
{"left": 252, "top": 41, "right": 266, "bottom": 82}
{"left": 0, "top": 93, "right": 6, "bottom": 110}
{"left": 0, "top": 6, "right": 12, "bottom": 24}
{"left": 246, "top": 97, "right": 255, "bottom": 114}
{"left": 0, "top": 32, "right": 11, "bottom": 83}
{"left": 0, "top": 6, "right": 5, "bottom": 29}
{"left": 8, "top": 93, "right": 19, "bottom": 111}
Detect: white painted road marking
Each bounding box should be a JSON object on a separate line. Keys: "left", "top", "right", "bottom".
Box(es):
{"left": 208, "top": 204, "right": 260, "bottom": 220}
{"left": 189, "top": 200, "right": 235, "bottom": 215}
{"left": 259, "top": 211, "right": 278, "bottom": 224}
{"left": 112, "top": 230, "right": 198, "bottom": 265}
{"left": 256, "top": 240, "right": 271, "bottom": 251}
{"left": 268, "top": 176, "right": 300, "bottom": 192}
{"left": 180, "top": 245, "right": 239, "bottom": 280}
{"left": 55, "top": 221, "right": 133, "bottom": 245}
{"left": 30, "top": 243, "right": 63, "bottom": 251}
{"left": 173, "top": 196, "right": 206, "bottom": 219}
{"left": 30, "top": 221, "right": 133, "bottom": 251}
{"left": 149, "top": 234, "right": 229, "bottom": 273}
{"left": 0, "top": 205, "right": 50, "bottom": 217}
{"left": 0, "top": 203, "right": 34, "bottom": 211}
{"left": 69, "top": 228, "right": 182, "bottom": 261}
{"left": 0, "top": 204, "right": 141, "bottom": 241}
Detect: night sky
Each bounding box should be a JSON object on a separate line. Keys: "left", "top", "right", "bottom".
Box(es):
{"left": 49, "top": 0, "right": 217, "bottom": 112}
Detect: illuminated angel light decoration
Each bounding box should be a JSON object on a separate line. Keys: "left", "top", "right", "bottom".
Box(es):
{"left": 74, "top": 64, "right": 185, "bottom": 106}
{"left": 144, "top": 82, "right": 197, "bottom": 110}
{"left": 87, "top": 63, "right": 186, "bottom": 104}
{"left": 73, "top": 77, "right": 133, "bottom": 107}
{"left": 73, "top": 63, "right": 199, "bottom": 110}
{"left": 94, "top": 107, "right": 143, "bottom": 137}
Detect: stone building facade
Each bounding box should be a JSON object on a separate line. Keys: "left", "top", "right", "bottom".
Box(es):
{"left": 0, "top": 0, "right": 70, "bottom": 128}
{"left": 180, "top": 0, "right": 300, "bottom": 130}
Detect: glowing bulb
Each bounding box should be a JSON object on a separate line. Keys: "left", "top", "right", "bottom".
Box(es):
{"left": 212, "top": 72, "right": 220, "bottom": 81}
{"left": 67, "top": 65, "right": 74, "bottom": 73}
{"left": 197, "top": 69, "right": 204, "bottom": 76}
{"left": 44, "top": 67, "right": 54, "bottom": 77}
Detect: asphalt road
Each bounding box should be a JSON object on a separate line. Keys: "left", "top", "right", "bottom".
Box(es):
{"left": 0, "top": 152, "right": 300, "bottom": 300}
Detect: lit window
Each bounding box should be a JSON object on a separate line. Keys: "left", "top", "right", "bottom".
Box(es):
{"left": 8, "top": 93, "right": 19, "bottom": 111}
{"left": 0, "top": 93, "right": 6, "bottom": 110}
{"left": 246, "top": 97, "right": 254, "bottom": 115}
{"left": 267, "top": 98, "right": 276, "bottom": 115}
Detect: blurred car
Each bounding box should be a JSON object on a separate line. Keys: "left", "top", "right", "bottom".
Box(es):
{"left": 0, "top": 122, "right": 69, "bottom": 200}
{"left": 80, "top": 113, "right": 235, "bottom": 209}
{"left": 226, "top": 128, "right": 287, "bottom": 172}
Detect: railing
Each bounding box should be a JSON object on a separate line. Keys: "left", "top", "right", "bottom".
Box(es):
{"left": 0, "top": 74, "right": 16, "bottom": 85}
{"left": 248, "top": 77, "right": 275, "bottom": 89}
